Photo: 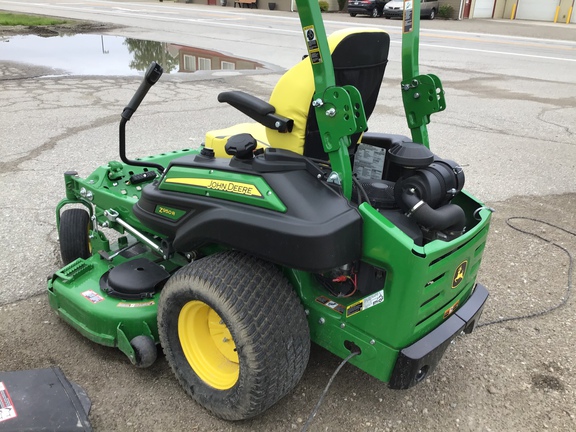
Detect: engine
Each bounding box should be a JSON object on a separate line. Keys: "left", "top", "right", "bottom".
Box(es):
{"left": 355, "top": 140, "right": 466, "bottom": 245}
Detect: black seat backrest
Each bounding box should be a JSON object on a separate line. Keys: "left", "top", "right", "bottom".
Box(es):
{"left": 303, "top": 30, "right": 390, "bottom": 160}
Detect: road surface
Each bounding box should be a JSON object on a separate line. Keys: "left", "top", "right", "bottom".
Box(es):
{"left": 1, "top": 2, "right": 575, "bottom": 431}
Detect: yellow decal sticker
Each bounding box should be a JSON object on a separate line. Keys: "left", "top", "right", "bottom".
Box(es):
{"left": 117, "top": 301, "right": 156, "bottom": 308}
{"left": 443, "top": 300, "right": 460, "bottom": 319}
{"left": 166, "top": 178, "right": 262, "bottom": 197}
{"left": 452, "top": 261, "right": 468, "bottom": 289}
{"left": 157, "top": 206, "right": 176, "bottom": 217}
{"left": 303, "top": 25, "right": 322, "bottom": 65}
{"left": 345, "top": 290, "right": 384, "bottom": 317}
{"left": 346, "top": 299, "right": 363, "bottom": 317}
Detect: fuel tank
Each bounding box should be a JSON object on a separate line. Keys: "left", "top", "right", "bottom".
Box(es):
{"left": 134, "top": 148, "right": 362, "bottom": 273}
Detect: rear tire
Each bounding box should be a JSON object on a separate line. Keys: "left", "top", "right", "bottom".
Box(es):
{"left": 429, "top": 8, "right": 436, "bottom": 20}
{"left": 59, "top": 208, "right": 91, "bottom": 265}
{"left": 349, "top": 12, "right": 357, "bottom": 17}
{"left": 371, "top": 7, "right": 379, "bottom": 17}
{"left": 158, "top": 251, "right": 310, "bottom": 420}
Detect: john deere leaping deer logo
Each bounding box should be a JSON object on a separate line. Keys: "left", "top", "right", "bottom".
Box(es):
{"left": 452, "top": 261, "right": 468, "bottom": 289}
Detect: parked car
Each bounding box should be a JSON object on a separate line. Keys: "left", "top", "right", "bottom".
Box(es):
{"left": 348, "top": 0, "right": 389, "bottom": 17}
{"left": 383, "top": 0, "right": 439, "bottom": 20}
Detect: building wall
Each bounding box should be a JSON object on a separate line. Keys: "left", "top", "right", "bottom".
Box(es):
{"left": 493, "top": 0, "right": 574, "bottom": 20}
{"left": 493, "top": 0, "right": 507, "bottom": 19}
{"left": 558, "top": 0, "right": 574, "bottom": 22}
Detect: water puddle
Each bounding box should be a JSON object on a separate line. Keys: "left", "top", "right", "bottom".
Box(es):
{"left": 0, "top": 34, "right": 270, "bottom": 76}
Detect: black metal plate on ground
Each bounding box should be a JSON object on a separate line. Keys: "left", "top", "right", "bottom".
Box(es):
{"left": 0, "top": 366, "right": 92, "bottom": 431}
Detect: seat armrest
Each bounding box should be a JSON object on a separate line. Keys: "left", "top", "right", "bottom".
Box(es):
{"left": 218, "top": 91, "right": 293, "bottom": 133}
{"left": 218, "top": 91, "right": 275, "bottom": 116}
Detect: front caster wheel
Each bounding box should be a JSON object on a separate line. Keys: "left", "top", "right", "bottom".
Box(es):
{"left": 59, "top": 208, "right": 92, "bottom": 265}
{"left": 130, "top": 335, "right": 157, "bottom": 368}
{"left": 158, "top": 251, "right": 310, "bottom": 420}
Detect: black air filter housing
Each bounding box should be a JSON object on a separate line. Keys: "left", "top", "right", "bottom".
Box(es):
{"left": 384, "top": 142, "right": 435, "bottom": 181}
{"left": 395, "top": 157, "right": 465, "bottom": 211}
{"left": 388, "top": 142, "right": 435, "bottom": 168}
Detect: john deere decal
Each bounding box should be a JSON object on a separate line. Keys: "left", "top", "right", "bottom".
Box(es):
{"left": 452, "top": 261, "right": 467, "bottom": 288}
{"left": 166, "top": 178, "right": 262, "bottom": 197}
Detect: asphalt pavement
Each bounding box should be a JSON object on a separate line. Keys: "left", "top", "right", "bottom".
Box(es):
{"left": 1, "top": 3, "right": 576, "bottom": 431}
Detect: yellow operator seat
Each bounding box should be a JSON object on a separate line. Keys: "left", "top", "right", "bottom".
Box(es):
{"left": 204, "top": 28, "right": 390, "bottom": 159}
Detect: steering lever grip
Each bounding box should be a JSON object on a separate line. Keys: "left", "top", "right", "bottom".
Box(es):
{"left": 122, "top": 61, "right": 164, "bottom": 121}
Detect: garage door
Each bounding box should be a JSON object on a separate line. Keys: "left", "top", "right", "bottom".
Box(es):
{"left": 515, "top": 0, "right": 557, "bottom": 21}
{"left": 473, "top": 0, "right": 494, "bottom": 18}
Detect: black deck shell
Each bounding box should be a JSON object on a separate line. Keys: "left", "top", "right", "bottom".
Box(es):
{"left": 133, "top": 150, "right": 363, "bottom": 273}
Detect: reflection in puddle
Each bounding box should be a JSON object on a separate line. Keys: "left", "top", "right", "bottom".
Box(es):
{"left": 0, "top": 34, "right": 267, "bottom": 76}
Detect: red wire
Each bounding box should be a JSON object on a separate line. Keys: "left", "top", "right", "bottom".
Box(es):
{"left": 342, "top": 274, "right": 357, "bottom": 298}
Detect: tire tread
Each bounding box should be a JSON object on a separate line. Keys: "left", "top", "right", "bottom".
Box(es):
{"left": 158, "top": 251, "right": 310, "bottom": 420}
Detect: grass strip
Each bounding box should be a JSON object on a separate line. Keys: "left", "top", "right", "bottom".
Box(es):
{"left": 0, "top": 12, "right": 69, "bottom": 26}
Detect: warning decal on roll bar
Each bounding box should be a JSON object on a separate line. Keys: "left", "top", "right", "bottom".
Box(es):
{"left": 403, "top": 0, "right": 413, "bottom": 34}
{"left": 303, "top": 26, "right": 322, "bottom": 65}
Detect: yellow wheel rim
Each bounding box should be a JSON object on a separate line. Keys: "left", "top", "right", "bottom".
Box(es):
{"left": 178, "top": 300, "right": 239, "bottom": 390}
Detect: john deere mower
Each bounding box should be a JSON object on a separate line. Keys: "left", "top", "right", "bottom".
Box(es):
{"left": 48, "top": 0, "right": 491, "bottom": 420}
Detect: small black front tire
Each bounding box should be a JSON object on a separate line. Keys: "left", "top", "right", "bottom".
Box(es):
{"left": 59, "top": 208, "right": 91, "bottom": 265}
{"left": 130, "top": 335, "right": 157, "bottom": 368}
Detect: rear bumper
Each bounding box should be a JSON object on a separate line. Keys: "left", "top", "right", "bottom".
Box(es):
{"left": 388, "top": 283, "right": 488, "bottom": 389}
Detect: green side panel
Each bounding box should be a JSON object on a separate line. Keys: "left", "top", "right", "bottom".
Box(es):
{"left": 359, "top": 191, "right": 492, "bottom": 345}
{"left": 288, "top": 270, "right": 398, "bottom": 383}
{"left": 292, "top": 191, "right": 492, "bottom": 383}
{"left": 159, "top": 166, "right": 286, "bottom": 212}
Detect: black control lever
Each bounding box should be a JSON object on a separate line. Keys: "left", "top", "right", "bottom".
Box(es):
{"left": 122, "top": 62, "right": 163, "bottom": 121}
{"left": 119, "top": 61, "right": 166, "bottom": 173}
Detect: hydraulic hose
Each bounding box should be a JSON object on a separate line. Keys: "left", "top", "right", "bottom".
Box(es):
{"left": 401, "top": 190, "right": 466, "bottom": 233}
